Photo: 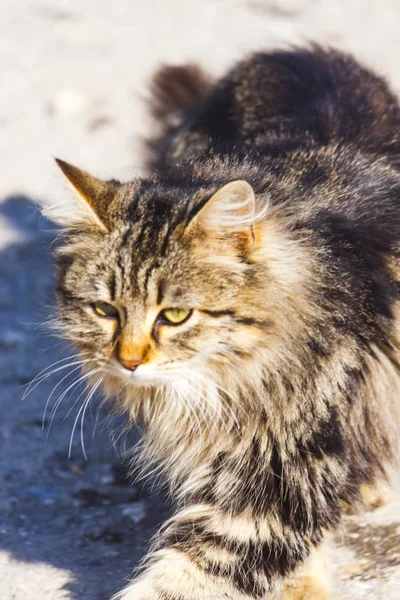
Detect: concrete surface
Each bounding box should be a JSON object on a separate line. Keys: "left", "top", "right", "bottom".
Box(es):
{"left": 1, "top": 1, "right": 400, "bottom": 599}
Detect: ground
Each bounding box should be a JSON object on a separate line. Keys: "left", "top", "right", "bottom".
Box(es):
{"left": 1, "top": 1, "right": 400, "bottom": 599}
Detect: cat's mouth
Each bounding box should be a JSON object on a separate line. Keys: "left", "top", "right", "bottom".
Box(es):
{"left": 110, "top": 359, "right": 174, "bottom": 387}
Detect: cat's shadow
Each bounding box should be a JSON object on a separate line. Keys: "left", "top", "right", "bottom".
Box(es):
{"left": 0, "top": 194, "right": 167, "bottom": 600}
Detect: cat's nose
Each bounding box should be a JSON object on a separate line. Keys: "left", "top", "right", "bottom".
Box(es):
{"left": 119, "top": 357, "right": 142, "bottom": 372}
{"left": 117, "top": 339, "right": 145, "bottom": 371}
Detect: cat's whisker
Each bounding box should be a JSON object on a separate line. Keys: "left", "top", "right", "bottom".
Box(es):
{"left": 80, "top": 376, "right": 105, "bottom": 460}
{"left": 91, "top": 406, "right": 103, "bottom": 442}
{"left": 46, "top": 367, "right": 102, "bottom": 434}
{"left": 26, "top": 315, "right": 59, "bottom": 332}
{"left": 22, "top": 352, "right": 88, "bottom": 391}
{"left": 38, "top": 319, "right": 62, "bottom": 334}
{"left": 42, "top": 364, "right": 86, "bottom": 428}
{"left": 22, "top": 357, "right": 93, "bottom": 401}
{"left": 69, "top": 376, "right": 104, "bottom": 459}
{"left": 54, "top": 375, "right": 100, "bottom": 436}
{"left": 28, "top": 357, "right": 97, "bottom": 401}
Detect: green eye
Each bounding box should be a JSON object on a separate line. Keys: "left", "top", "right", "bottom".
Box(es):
{"left": 161, "top": 308, "right": 192, "bottom": 324}
{"left": 92, "top": 301, "right": 119, "bottom": 319}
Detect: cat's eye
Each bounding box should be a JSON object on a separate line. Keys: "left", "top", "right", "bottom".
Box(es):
{"left": 92, "top": 301, "right": 119, "bottom": 319}
{"left": 161, "top": 308, "right": 192, "bottom": 325}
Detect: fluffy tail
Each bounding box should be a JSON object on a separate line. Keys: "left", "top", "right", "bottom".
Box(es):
{"left": 149, "top": 63, "right": 212, "bottom": 123}
{"left": 144, "top": 63, "right": 213, "bottom": 171}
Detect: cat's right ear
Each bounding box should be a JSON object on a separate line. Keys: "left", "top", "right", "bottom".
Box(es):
{"left": 43, "top": 159, "right": 120, "bottom": 231}
{"left": 186, "top": 180, "right": 260, "bottom": 252}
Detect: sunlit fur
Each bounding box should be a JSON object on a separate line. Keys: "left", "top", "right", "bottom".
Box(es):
{"left": 47, "top": 47, "right": 400, "bottom": 600}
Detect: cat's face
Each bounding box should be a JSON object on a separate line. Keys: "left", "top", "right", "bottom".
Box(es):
{"left": 51, "top": 161, "right": 267, "bottom": 405}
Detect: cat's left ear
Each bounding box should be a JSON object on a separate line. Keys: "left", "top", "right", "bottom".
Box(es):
{"left": 43, "top": 159, "right": 120, "bottom": 231}
{"left": 188, "top": 180, "right": 256, "bottom": 250}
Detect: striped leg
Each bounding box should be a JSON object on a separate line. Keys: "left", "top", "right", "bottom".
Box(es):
{"left": 114, "top": 548, "right": 252, "bottom": 600}
{"left": 113, "top": 504, "right": 316, "bottom": 600}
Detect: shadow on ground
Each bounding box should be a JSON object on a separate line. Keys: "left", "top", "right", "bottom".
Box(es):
{"left": 0, "top": 195, "right": 168, "bottom": 600}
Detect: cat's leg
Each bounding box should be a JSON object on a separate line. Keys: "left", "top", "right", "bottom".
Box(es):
{"left": 281, "top": 479, "right": 391, "bottom": 600}
{"left": 280, "top": 479, "right": 391, "bottom": 600}
{"left": 281, "top": 544, "right": 332, "bottom": 600}
{"left": 112, "top": 504, "right": 325, "bottom": 600}
{"left": 113, "top": 546, "right": 250, "bottom": 600}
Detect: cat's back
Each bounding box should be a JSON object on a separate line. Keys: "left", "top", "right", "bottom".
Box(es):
{"left": 147, "top": 46, "right": 400, "bottom": 169}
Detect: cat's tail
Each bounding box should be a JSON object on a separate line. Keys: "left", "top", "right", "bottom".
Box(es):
{"left": 149, "top": 63, "right": 212, "bottom": 123}
{"left": 144, "top": 63, "right": 212, "bottom": 171}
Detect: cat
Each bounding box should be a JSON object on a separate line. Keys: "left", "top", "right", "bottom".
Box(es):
{"left": 42, "top": 46, "right": 400, "bottom": 599}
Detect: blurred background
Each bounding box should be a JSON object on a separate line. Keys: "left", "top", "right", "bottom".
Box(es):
{"left": 1, "top": 1, "right": 400, "bottom": 599}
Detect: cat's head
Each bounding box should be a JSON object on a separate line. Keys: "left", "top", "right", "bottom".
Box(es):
{"left": 44, "top": 160, "right": 276, "bottom": 422}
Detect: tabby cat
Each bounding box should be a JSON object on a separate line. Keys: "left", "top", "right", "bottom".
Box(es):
{"left": 44, "top": 47, "right": 400, "bottom": 599}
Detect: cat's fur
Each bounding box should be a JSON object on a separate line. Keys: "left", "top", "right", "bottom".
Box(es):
{"left": 45, "top": 47, "right": 400, "bottom": 599}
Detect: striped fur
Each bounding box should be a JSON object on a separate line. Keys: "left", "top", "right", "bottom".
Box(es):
{"left": 46, "top": 47, "right": 400, "bottom": 599}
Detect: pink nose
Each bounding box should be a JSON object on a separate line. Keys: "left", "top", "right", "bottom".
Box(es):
{"left": 119, "top": 358, "right": 142, "bottom": 372}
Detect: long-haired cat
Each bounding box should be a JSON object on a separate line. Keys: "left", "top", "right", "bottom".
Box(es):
{"left": 42, "top": 47, "right": 400, "bottom": 599}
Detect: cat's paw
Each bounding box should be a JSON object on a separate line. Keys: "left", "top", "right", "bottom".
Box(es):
{"left": 282, "top": 544, "right": 332, "bottom": 600}
{"left": 360, "top": 481, "right": 391, "bottom": 511}
{"left": 282, "top": 581, "right": 331, "bottom": 600}
{"left": 343, "top": 481, "right": 391, "bottom": 515}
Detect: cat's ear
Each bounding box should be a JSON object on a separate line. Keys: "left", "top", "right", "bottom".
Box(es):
{"left": 44, "top": 159, "right": 120, "bottom": 231}
{"left": 189, "top": 180, "right": 257, "bottom": 249}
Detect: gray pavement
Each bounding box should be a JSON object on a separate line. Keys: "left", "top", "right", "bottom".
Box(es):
{"left": 1, "top": 1, "right": 400, "bottom": 599}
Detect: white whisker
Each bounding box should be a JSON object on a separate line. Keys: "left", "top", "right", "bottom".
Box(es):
{"left": 25, "top": 352, "right": 89, "bottom": 384}
{"left": 68, "top": 377, "right": 104, "bottom": 459}
{"left": 46, "top": 367, "right": 102, "bottom": 434}
{"left": 80, "top": 377, "right": 104, "bottom": 460}
{"left": 22, "top": 354, "right": 92, "bottom": 401}
{"left": 42, "top": 364, "right": 84, "bottom": 428}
